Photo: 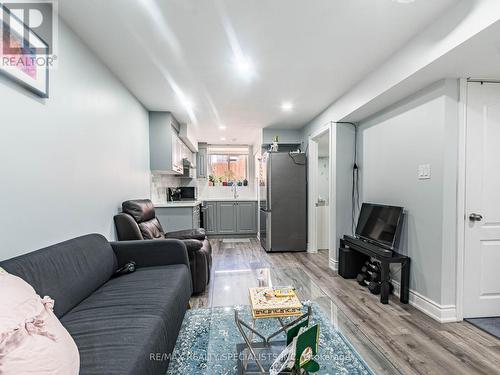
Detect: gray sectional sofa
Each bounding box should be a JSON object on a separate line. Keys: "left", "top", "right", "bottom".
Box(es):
{"left": 0, "top": 234, "right": 192, "bottom": 375}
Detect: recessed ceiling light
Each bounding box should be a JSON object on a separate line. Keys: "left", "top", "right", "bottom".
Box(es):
{"left": 393, "top": 0, "right": 415, "bottom": 3}
{"left": 177, "top": 95, "right": 193, "bottom": 111}
{"left": 218, "top": 124, "right": 227, "bottom": 130}
{"left": 220, "top": 137, "right": 226, "bottom": 141}
{"left": 234, "top": 55, "right": 255, "bottom": 80}
{"left": 281, "top": 101, "right": 293, "bottom": 112}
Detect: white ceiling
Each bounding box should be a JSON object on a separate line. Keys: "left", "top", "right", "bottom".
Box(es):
{"left": 59, "top": 0, "right": 458, "bottom": 144}
{"left": 343, "top": 18, "right": 500, "bottom": 123}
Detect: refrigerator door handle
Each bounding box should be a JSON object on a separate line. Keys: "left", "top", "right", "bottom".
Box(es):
{"left": 267, "top": 154, "right": 272, "bottom": 212}
{"left": 266, "top": 211, "right": 271, "bottom": 251}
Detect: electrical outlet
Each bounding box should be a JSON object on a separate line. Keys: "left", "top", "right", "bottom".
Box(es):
{"left": 418, "top": 164, "right": 431, "bottom": 180}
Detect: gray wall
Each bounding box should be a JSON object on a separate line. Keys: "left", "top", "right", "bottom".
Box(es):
{"left": 335, "top": 123, "right": 356, "bottom": 249}
{"left": 0, "top": 20, "right": 150, "bottom": 260}
{"left": 357, "top": 80, "right": 459, "bottom": 305}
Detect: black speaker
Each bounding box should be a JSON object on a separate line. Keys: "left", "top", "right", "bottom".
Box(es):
{"left": 338, "top": 246, "right": 367, "bottom": 279}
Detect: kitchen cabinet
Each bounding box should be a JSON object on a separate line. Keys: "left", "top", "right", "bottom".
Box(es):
{"left": 217, "top": 202, "right": 238, "bottom": 234}
{"left": 180, "top": 140, "right": 193, "bottom": 163}
{"left": 204, "top": 201, "right": 257, "bottom": 235}
{"left": 149, "top": 112, "right": 185, "bottom": 174}
{"left": 172, "top": 132, "right": 184, "bottom": 174}
{"left": 203, "top": 202, "right": 217, "bottom": 234}
{"left": 156, "top": 205, "right": 200, "bottom": 232}
{"left": 197, "top": 143, "right": 208, "bottom": 178}
{"left": 236, "top": 201, "right": 257, "bottom": 233}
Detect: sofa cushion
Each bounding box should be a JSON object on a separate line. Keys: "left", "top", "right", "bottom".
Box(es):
{"left": 0, "top": 234, "right": 117, "bottom": 318}
{"left": 122, "top": 199, "right": 156, "bottom": 223}
{"left": 139, "top": 217, "right": 165, "bottom": 239}
{"left": 60, "top": 264, "right": 191, "bottom": 375}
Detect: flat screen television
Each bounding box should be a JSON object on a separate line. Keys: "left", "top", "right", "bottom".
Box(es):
{"left": 356, "top": 203, "right": 404, "bottom": 250}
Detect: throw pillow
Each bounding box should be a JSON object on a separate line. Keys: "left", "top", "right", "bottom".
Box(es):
{"left": 0, "top": 268, "right": 80, "bottom": 374}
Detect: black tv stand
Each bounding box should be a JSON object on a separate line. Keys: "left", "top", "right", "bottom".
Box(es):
{"left": 345, "top": 235, "right": 394, "bottom": 257}
{"left": 339, "top": 235, "right": 410, "bottom": 304}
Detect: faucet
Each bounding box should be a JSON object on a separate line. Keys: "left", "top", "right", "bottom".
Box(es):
{"left": 232, "top": 184, "right": 239, "bottom": 200}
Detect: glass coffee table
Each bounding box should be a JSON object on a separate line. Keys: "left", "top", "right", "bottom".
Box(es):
{"left": 204, "top": 267, "right": 400, "bottom": 375}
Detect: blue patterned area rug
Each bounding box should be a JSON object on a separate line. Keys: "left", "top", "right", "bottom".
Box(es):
{"left": 167, "top": 304, "right": 374, "bottom": 375}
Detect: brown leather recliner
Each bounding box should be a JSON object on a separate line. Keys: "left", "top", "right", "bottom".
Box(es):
{"left": 114, "top": 199, "right": 212, "bottom": 294}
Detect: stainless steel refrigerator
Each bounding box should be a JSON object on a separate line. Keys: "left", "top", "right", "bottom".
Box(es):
{"left": 259, "top": 152, "right": 307, "bottom": 252}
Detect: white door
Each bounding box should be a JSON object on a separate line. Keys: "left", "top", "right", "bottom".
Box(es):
{"left": 463, "top": 82, "right": 500, "bottom": 318}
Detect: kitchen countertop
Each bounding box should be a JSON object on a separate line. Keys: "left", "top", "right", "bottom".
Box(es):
{"left": 154, "top": 200, "right": 202, "bottom": 208}
{"left": 201, "top": 198, "right": 258, "bottom": 202}
{"left": 153, "top": 198, "right": 258, "bottom": 207}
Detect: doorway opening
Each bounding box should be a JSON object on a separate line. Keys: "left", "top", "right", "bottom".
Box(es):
{"left": 316, "top": 132, "right": 330, "bottom": 251}
{"left": 307, "top": 126, "right": 332, "bottom": 256}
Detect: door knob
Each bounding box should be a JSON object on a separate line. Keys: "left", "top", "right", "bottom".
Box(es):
{"left": 469, "top": 213, "right": 483, "bottom": 222}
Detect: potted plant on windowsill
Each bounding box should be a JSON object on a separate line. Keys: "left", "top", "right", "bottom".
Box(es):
{"left": 224, "top": 170, "right": 235, "bottom": 186}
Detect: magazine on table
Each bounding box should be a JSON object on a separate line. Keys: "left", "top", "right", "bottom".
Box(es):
{"left": 269, "top": 323, "right": 320, "bottom": 375}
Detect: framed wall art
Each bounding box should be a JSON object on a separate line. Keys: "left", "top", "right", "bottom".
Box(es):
{"left": 0, "top": 4, "right": 49, "bottom": 98}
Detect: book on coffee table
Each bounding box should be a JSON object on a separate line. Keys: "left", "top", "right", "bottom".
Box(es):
{"left": 249, "top": 287, "right": 303, "bottom": 319}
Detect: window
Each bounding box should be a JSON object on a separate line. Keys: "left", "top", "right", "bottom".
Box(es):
{"left": 208, "top": 146, "right": 248, "bottom": 186}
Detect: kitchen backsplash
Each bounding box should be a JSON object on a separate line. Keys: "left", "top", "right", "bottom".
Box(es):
{"left": 201, "top": 185, "right": 255, "bottom": 200}
{"left": 151, "top": 173, "right": 256, "bottom": 203}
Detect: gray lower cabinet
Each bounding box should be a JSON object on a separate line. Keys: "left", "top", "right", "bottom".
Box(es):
{"left": 204, "top": 202, "right": 217, "bottom": 234}
{"left": 217, "top": 202, "right": 238, "bottom": 233}
{"left": 204, "top": 201, "right": 257, "bottom": 235}
{"left": 156, "top": 206, "right": 200, "bottom": 232}
{"left": 236, "top": 202, "right": 257, "bottom": 234}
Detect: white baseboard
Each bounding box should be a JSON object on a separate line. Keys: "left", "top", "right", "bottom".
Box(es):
{"left": 329, "top": 258, "right": 338, "bottom": 271}
{"left": 392, "top": 281, "right": 458, "bottom": 323}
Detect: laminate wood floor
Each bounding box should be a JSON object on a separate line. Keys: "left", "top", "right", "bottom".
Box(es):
{"left": 191, "top": 238, "right": 500, "bottom": 375}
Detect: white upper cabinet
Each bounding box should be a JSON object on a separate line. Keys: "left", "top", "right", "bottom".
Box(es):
{"left": 172, "top": 131, "right": 184, "bottom": 174}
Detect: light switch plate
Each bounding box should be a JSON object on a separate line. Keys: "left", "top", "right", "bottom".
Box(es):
{"left": 418, "top": 164, "right": 431, "bottom": 180}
